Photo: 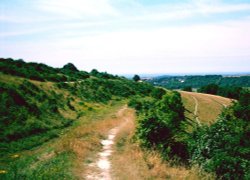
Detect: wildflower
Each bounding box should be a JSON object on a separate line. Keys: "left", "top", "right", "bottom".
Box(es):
{"left": 12, "top": 154, "right": 20, "bottom": 158}
{"left": 0, "top": 170, "right": 7, "bottom": 174}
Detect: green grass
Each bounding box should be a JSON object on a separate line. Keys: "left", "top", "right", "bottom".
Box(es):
{"left": 0, "top": 101, "right": 126, "bottom": 179}
{"left": 1, "top": 151, "right": 76, "bottom": 180}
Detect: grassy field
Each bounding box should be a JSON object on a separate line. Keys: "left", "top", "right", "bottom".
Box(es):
{"left": 180, "top": 91, "right": 232, "bottom": 125}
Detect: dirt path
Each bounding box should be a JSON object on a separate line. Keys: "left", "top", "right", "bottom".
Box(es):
{"left": 192, "top": 96, "right": 201, "bottom": 126}
{"left": 85, "top": 107, "right": 129, "bottom": 180}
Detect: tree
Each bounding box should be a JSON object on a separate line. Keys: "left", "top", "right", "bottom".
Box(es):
{"left": 133, "top": 74, "right": 141, "bottom": 82}
{"left": 90, "top": 69, "right": 99, "bottom": 76}
{"left": 182, "top": 86, "right": 192, "bottom": 92}
{"left": 198, "top": 83, "right": 219, "bottom": 95}
{"left": 151, "top": 88, "right": 166, "bottom": 99}
{"left": 62, "top": 63, "right": 79, "bottom": 72}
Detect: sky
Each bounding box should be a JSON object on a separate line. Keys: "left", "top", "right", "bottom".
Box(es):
{"left": 1, "top": 0, "right": 250, "bottom": 75}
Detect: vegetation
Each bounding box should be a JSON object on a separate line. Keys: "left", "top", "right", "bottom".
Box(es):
{"left": 1, "top": 58, "right": 249, "bottom": 179}
{"left": 198, "top": 83, "right": 244, "bottom": 100}
{"left": 188, "top": 90, "right": 250, "bottom": 179}
{"left": 0, "top": 58, "right": 157, "bottom": 179}
{"left": 133, "top": 74, "right": 141, "bottom": 82}
{"left": 148, "top": 75, "right": 250, "bottom": 89}
{"left": 0, "top": 58, "right": 89, "bottom": 82}
{"left": 182, "top": 86, "right": 192, "bottom": 92}
{"left": 111, "top": 108, "right": 194, "bottom": 179}
{"left": 132, "top": 85, "right": 249, "bottom": 179}
{"left": 0, "top": 79, "right": 72, "bottom": 153}
{"left": 0, "top": 59, "right": 156, "bottom": 154}
{"left": 129, "top": 90, "right": 188, "bottom": 161}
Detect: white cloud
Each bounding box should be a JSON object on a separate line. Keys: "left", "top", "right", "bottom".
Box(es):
{"left": 3, "top": 17, "right": 249, "bottom": 74}
{"left": 48, "top": 18, "right": 250, "bottom": 59}
{"left": 1, "top": 0, "right": 250, "bottom": 74}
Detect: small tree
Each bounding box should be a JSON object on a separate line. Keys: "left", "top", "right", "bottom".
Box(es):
{"left": 133, "top": 74, "right": 141, "bottom": 82}
{"left": 182, "top": 86, "right": 192, "bottom": 92}
{"left": 62, "top": 63, "right": 79, "bottom": 72}
{"left": 90, "top": 69, "right": 99, "bottom": 76}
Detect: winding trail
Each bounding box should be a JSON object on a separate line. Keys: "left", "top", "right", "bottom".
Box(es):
{"left": 85, "top": 107, "right": 129, "bottom": 180}
{"left": 192, "top": 96, "right": 201, "bottom": 126}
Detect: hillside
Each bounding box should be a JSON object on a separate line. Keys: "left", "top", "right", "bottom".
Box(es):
{"left": 0, "top": 58, "right": 161, "bottom": 179}
{"left": 180, "top": 91, "right": 232, "bottom": 125}
{"left": 0, "top": 60, "right": 157, "bottom": 148}
{"left": 0, "top": 58, "right": 249, "bottom": 179}
{"left": 1, "top": 59, "right": 201, "bottom": 179}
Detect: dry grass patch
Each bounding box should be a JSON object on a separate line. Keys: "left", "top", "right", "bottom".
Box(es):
{"left": 57, "top": 104, "right": 127, "bottom": 178}
{"left": 111, "top": 108, "right": 201, "bottom": 180}
{"left": 0, "top": 73, "right": 25, "bottom": 84}
{"left": 181, "top": 93, "right": 196, "bottom": 121}
{"left": 180, "top": 91, "right": 232, "bottom": 125}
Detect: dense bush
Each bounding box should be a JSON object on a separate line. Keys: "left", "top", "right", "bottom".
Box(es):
{"left": 0, "top": 80, "right": 71, "bottom": 146}
{"left": 189, "top": 90, "right": 250, "bottom": 179}
{"left": 0, "top": 58, "right": 89, "bottom": 82}
{"left": 198, "top": 83, "right": 245, "bottom": 100}
{"left": 131, "top": 91, "right": 188, "bottom": 160}
{"left": 198, "top": 83, "right": 219, "bottom": 95}
{"left": 181, "top": 86, "right": 192, "bottom": 92}
{"left": 57, "top": 78, "right": 155, "bottom": 103}
{"left": 90, "top": 69, "right": 119, "bottom": 79}
{"left": 151, "top": 88, "right": 166, "bottom": 99}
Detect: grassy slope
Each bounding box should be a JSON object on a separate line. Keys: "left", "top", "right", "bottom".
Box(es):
{"left": 180, "top": 91, "right": 232, "bottom": 125}
{"left": 0, "top": 73, "right": 205, "bottom": 179}
{"left": 0, "top": 74, "right": 77, "bottom": 146}
{"left": 0, "top": 73, "right": 127, "bottom": 179}
{"left": 1, "top": 103, "right": 125, "bottom": 179}
{"left": 1, "top": 60, "right": 232, "bottom": 179}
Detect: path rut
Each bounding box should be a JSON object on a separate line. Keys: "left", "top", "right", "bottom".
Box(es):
{"left": 192, "top": 96, "right": 201, "bottom": 126}
{"left": 85, "top": 107, "right": 128, "bottom": 180}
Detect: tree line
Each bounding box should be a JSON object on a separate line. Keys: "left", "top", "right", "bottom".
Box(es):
{"left": 197, "top": 83, "right": 244, "bottom": 100}
{"left": 149, "top": 75, "right": 250, "bottom": 89}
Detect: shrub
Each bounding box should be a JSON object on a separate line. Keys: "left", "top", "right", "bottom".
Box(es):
{"left": 189, "top": 90, "right": 250, "bottom": 179}
{"left": 134, "top": 91, "right": 187, "bottom": 160}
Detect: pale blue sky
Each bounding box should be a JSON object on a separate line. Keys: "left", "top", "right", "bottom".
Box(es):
{"left": 1, "top": 0, "right": 250, "bottom": 74}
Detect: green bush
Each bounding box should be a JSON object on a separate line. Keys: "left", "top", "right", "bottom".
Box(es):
{"left": 182, "top": 86, "right": 192, "bottom": 92}
{"left": 189, "top": 90, "right": 250, "bottom": 179}
{"left": 133, "top": 91, "right": 188, "bottom": 160}
{"left": 0, "top": 80, "right": 72, "bottom": 152}
{"left": 198, "top": 83, "right": 245, "bottom": 100}
{"left": 0, "top": 58, "right": 89, "bottom": 82}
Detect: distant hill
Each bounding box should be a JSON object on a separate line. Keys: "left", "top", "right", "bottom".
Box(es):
{"left": 147, "top": 74, "right": 250, "bottom": 89}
